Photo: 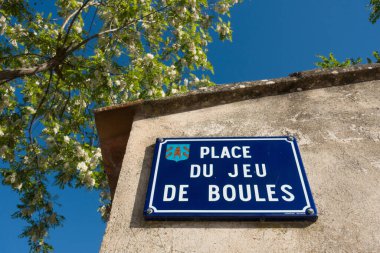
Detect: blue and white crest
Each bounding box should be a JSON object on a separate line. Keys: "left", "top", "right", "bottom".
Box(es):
{"left": 165, "top": 144, "right": 190, "bottom": 162}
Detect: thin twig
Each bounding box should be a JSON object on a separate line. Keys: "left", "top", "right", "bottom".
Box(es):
{"left": 63, "top": 0, "right": 92, "bottom": 46}
{"left": 28, "top": 70, "right": 53, "bottom": 144}
{"left": 67, "top": 5, "right": 171, "bottom": 54}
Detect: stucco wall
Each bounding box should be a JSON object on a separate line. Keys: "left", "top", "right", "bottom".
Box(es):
{"left": 101, "top": 80, "right": 380, "bottom": 252}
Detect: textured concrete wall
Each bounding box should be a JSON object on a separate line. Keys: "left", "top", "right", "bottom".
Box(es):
{"left": 101, "top": 80, "right": 380, "bottom": 253}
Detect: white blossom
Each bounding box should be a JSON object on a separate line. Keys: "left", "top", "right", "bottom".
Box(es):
{"left": 80, "top": 100, "right": 87, "bottom": 108}
{"left": 100, "top": 191, "right": 110, "bottom": 199}
{"left": 142, "top": 22, "right": 149, "bottom": 29}
{"left": 10, "top": 39, "right": 18, "bottom": 48}
{"left": 189, "top": 43, "right": 196, "bottom": 54}
{"left": 0, "top": 128, "right": 4, "bottom": 137}
{"left": 74, "top": 25, "right": 82, "bottom": 33}
{"left": 114, "top": 48, "right": 121, "bottom": 57}
{"left": 0, "top": 145, "right": 8, "bottom": 158}
{"left": 77, "top": 161, "right": 88, "bottom": 172}
{"left": 76, "top": 145, "right": 86, "bottom": 157}
{"left": 53, "top": 125, "right": 59, "bottom": 135}
{"left": 0, "top": 16, "right": 6, "bottom": 25}
{"left": 25, "top": 106, "right": 36, "bottom": 114}
{"left": 0, "top": 16, "right": 7, "bottom": 35}
{"left": 6, "top": 172, "right": 16, "bottom": 184}
{"left": 168, "top": 68, "right": 177, "bottom": 77}
{"left": 98, "top": 205, "right": 107, "bottom": 217}
{"left": 216, "top": 23, "right": 231, "bottom": 38}
{"left": 216, "top": 3, "right": 230, "bottom": 14}
{"left": 129, "top": 44, "right": 137, "bottom": 53}
{"left": 63, "top": 136, "right": 70, "bottom": 143}
{"left": 181, "top": 58, "right": 187, "bottom": 66}
{"left": 146, "top": 53, "right": 154, "bottom": 60}
{"left": 14, "top": 182, "right": 23, "bottom": 191}
{"left": 172, "top": 43, "right": 180, "bottom": 50}
{"left": 14, "top": 24, "right": 24, "bottom": 33}
{"left": 107, "top": 78, "right": 112, "bottom": 87}
{"left": 83, "top": 171, "right": 95, "bottom": 187}
{"left": 46, "top": 136, "right": 54, "bottom": 145}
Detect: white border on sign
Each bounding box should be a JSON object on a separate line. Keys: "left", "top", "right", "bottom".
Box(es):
{"left": 148, "top": 138, "right": 311, "bottom": 214}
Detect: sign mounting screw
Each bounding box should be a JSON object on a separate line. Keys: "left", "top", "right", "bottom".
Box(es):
{"left": 306, "top": 208, "right": 314, "bottom": 215}
{"left": 158, "top": 138, "right": 164, "bottom": 143}
{"left": 287, "top": 136, "right": 294, "bottom": 141}
{"left": 146, "top": 208, "right": 154, "bottom": 214}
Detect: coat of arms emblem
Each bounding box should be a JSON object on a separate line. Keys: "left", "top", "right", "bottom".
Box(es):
{"left": 165, "top": 144, "right": 190, "bottom": 162}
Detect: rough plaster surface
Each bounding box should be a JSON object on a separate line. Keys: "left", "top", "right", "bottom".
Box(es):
{"left": 101, "top": 81, "right": 380, "bottom": 253}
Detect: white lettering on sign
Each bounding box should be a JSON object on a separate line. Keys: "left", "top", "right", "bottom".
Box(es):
{"left": 200, "top": 146, "right": 252, "bottom": 159}
{"left": 190, "top": 164, "right": 213, "bottom": 178}
{"left": 200, "top": 147, "right": 210, "bottom": 158}
{"left": 163, "top": 184, "right": 189, "bottom": 202}
{"left": 255, "top": 164, "right": 267, "bottom": 177}
{"left": 266, "top": 184, "right": 279, "bottom": 202}
{"left": 163, "top": 185, "right": 176, "bottom": 202}
{"left": 228, "top": 164, "right": 239, "bottom": 177}
{"left": 227, "top": 163, "right": 266, "bottom": 178}
{"left": 281, "top": 184, "right": 295, "bottom": 202}
{"left": 209, "top": 185, "right": 220, "bottom": 201}
{"left": 238, "top": 184, "right": 252, "bottom": 201}
{"left": 207, "top": 184, "right": 294, "bottom": 202}
{"left": 178, "top": 185, "right": 189, "bottom": 202}
{"left": 242, "top": 164, "right": 252, "bottom": 178}
{"left": 254, "top": 185, "right": 266, "bottom": 202}
{"left": 223, "top": 184, "right": 236, "bottom": 201}
{"left": 162, "top": 145, "right": 297, "bottom": 204}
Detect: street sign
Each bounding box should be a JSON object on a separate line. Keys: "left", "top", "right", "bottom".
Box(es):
{"left": 144, "top": 137, "right": 317, "bottom": 221}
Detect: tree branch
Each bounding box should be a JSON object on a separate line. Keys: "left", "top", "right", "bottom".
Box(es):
{"left": 0, "top": 53, "right": 48, "bottom": 61}
{"left": 67, "top": 5, "right": 171, "bottom": 54}
{"left": 0, "top": 58, "right": 59, "bottom": 81}
{"left": 0, "top": 4, "right": 171, "bottom": 82}
{"left": 62, "top": 0, "right": 92, "bottom": 45}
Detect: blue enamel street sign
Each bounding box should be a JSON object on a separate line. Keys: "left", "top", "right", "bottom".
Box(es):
{"left": 144, "top": 137, "right": 317, "bottom": 221}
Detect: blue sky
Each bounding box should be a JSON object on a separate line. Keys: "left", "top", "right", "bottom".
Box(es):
{"left": 1, "top": 0, "right": 379, "bottom": 252}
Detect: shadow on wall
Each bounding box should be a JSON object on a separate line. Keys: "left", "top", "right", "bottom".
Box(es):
{"left": 129, "top": 144, "right": 314, "bottom": 229}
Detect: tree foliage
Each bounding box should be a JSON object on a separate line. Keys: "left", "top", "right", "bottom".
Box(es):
{"left": 315, "top": 53, "right": 362, "bottom": 69}
{"left": 370, "top": 0, "right": 380, "bottom": 23}
{"left": 0, "top": 0, "right": 239, "bottom": 251}
{"left": 316, "top": 51, "right": 380, "bottom": 69}
{"left": 316, "top": 1, "right": 380, "bottom": 69}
